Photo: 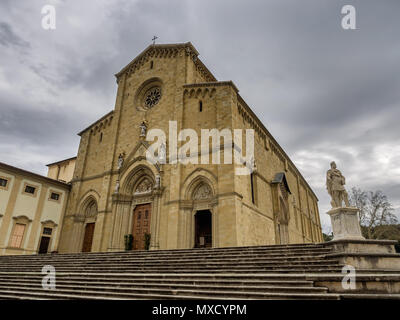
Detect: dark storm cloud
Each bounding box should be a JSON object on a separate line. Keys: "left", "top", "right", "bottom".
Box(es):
{"left": 0, "top": 22, "right": 30, "bottom": 48}
{"left": 0, "top": 99, "right": 78, "bottom": 146}
{"left": 0, "top": 0, "right": 399, "bottom": 230}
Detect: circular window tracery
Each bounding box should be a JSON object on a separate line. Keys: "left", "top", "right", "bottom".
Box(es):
{"left": 144, "top": 86, "right": 161, "bottom": 109}
{"left": 135, "top": 78, "right": 163, "bottom": 112}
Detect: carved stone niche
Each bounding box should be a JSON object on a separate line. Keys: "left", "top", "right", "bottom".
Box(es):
{"left": 271, "top": 173, "right": 291, "bottom": 223}
{"left": 134, "top": 178, "right": 153, "bottom": 195}
{"left": 85, "top": 201, "right": 98, "bottom": 218}
{"left": 192, "top": 183, "right": 213, "bottom": 200}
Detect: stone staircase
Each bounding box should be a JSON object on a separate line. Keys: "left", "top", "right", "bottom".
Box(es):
{"left": 0, "top": 243, "right": 399, "bottom": 299}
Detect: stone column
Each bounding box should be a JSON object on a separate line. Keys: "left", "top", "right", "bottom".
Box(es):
{"left": 72, "top": 216, "right": 85, "bottom": 253}
{"left": 109, "top": 193, "right": 132, "bottom": 251}
{"left": 150, "top": 190, "right": 162, "bottom": 250}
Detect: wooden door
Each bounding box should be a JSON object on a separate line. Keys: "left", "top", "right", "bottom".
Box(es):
{"left": 82, "top": 223, "right": 95, "bottom": 252}
{"left": 132, "top": 204, "right": 151, "bottom": 250}
{"left": 38, "top": 236, "right": 50, "bottom": 254}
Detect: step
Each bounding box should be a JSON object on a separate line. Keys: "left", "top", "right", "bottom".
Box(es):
{"left": 0, "top": 246, "right": 331, "bottom": 261}
{"left": 0, "top": 268, "right": 346, "bottom": 276}
{"left": 0, "top": 285, "right": 339, "bottom": 300}
{"left": 339, "top": 293, "right": 400, "bottom": 300}
{"left": 0, "top": 265, "right": 345, "bottom": 273}
{"left": 0, "top": 281, "right": 328, "bottom": 294}
{"left": 0, "top": 253, "right": 333, "bottom": 265}
{"left": 0, "top": 271, "right": 316, "bottom": 281}
{"left": 0, "top": 243, "right": 326, "bottom": 257}
{"left": 0, "top": 259, "right": 340, "bottom": 269}
{"left": 0, "top": 243, "right": 396, "bottom": 300}
{"left": 0, "top": 276, "right": 315, "bottom": 287}
{"left": 0, "top": 249, "right": 332, "bottom": 263}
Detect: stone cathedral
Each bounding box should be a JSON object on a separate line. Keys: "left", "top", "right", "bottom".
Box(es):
{"left": 57, "top": 42, "right": 323, "bottom": 253}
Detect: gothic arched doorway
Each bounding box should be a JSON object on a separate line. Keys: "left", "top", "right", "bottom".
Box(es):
{"left": 82, "top": 222, "right": 95, "bottom": 252}
{"left": 132, "top": 203, "right": 152, "bottom": 250}
{"left": 194, "top": 210, "right": 212, "bottom": 248}
{"left": 81, "top": 199, "right": 97, "bottom": 252}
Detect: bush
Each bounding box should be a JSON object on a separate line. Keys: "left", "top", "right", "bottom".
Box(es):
{"left": 395, "top": 241, "right": 400, "bottom": 253}
{"left": 144, "top": 233, "right": 151, "bottom": 251}
{"left": 124, "top": 234, "right": 133, "bottom": 251}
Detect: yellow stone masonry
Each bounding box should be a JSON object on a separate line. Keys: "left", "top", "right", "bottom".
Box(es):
{"left": 57, "top": 42, "right": 323, "bottom": 253}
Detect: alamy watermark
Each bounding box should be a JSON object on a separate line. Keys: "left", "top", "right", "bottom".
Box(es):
{"left": 41, "top": 5, "right": 56, "bottom": 30}
{"left": 341, "top": 5, "right": 356, "bottom": 30}
{"left": 42, "top": 265, "right": 56, "bottom": 290}
{"left": 144, "top": 121, "right": 255, "bottom": 176}
{"left": 341, "top": 265, "right": 356, "bottom": 290}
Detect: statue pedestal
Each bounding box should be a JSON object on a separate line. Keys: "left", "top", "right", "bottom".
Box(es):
{"left": 326, "top": 206, "right": 364, "bottom": 241}
{"left": 325, "top": 207, "right": 400, "bottom": 270}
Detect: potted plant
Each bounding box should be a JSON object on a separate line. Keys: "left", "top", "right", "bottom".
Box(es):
{"left": 144, "top": 233, "right": 151, "bottom": 250}
{"left": 124, "top": 234, "right": 133, "bottom": 251}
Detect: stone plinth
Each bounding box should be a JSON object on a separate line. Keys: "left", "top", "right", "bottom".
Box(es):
{"left": 325, "top": 207, "right": 400, "bottom": 270}
{"left": 324, "top": 239, "right": 400, "bottom": 270}
{"left": 327, "top": 206, "right": 364, "bottom": 241}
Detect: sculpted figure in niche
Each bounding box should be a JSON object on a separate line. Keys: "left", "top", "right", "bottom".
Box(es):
{"left": 114, "top": 180, "right": 120, "bottom": 194}
{"left": 85, "top": 201, "right": 97, "bottom": 218}
{"left": 155, "top": 175, "right": 161, "bottom": 189}
{"left": 193, "top": 184, "right": 212, "bottom": 200}
{"left": 135, "top": 178, "right": 153, "bottom": 194}
{"left": 158, "top": 142, "right": 166, "bottom": 163}
{"left": 139, "top": 121, "right": 147, "bottom": 137}
{"left": 117, "top": 153, "right": 125, "bottom": 169}
{"left": 326, "top": 161, "right": 350, "bottom": 208}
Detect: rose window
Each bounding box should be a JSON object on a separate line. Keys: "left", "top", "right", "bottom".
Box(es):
{"left": 144, "top": 87, "right": 161, "bottom": 109}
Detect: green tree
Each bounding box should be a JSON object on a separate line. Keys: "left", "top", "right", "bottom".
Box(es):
{"left": 349, "top": 188, "right": 398, "bottom": 239}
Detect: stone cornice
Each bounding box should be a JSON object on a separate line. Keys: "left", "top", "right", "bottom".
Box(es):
{"left": 183, "top": 81, "right": 238, "bottom": 93}
{"left": 166, "top": 192, "right": 243, "bottom": 207}
{"left": 70, "top": 170, "right": 119, "bottom": 184}
{"left": 236, "top": 95, "right": 318, "bottom": 201}
{"left": 112, "top": 193, "right": 133, "bottom": 204}
{"left": 46, "top": 156, "right": 77, "bottom": 167}
{"left": 193, "top": 58, "right": 217, "bottom": 82}
{"left": 78, "top": 110, "right": 114, "bottom": 136}
{"left": 115, "top": 42, "right": 216, "bottom": 82}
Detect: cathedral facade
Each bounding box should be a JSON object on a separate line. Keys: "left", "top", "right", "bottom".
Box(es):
{"left": 57, "top": 42, "right": 323, "bottom": 253}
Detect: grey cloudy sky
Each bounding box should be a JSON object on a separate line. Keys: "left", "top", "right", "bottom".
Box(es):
{"left": 0, "top": 0, "right": 399, "bottom": 232}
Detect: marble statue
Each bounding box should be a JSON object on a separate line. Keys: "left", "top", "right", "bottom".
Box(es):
{"left": 139, "top": 121, "right": 147, "bottom": 137}
{"left": 155, "top": 174, "right": 161, "bottom": 189}
{"left": 114, "top": 180, "right": 120, "bottom": 194}
{"left": 159, "top": 142, "right": 166, "bottom": 163}
{"left": 326, "top": 161, "right": 350, "bottom": 208}
{"left": 117, "top": 153, "right": 125, "bottom": 169}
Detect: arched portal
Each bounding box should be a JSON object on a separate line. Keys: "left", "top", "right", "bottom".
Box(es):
{"left": 109, "top": 162, "right": 162, "bottom": 251}
{"left": 194, "top": 210, "right": 212, "bottom": 248}
{"left": 131, "top": 203, "right": 151, "bottom": 250}
{"left": 189, "top": 180, "right": 215, "bottom": 249}
{"left": 81, "top": 199, "right": 97, "bottom": 252}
